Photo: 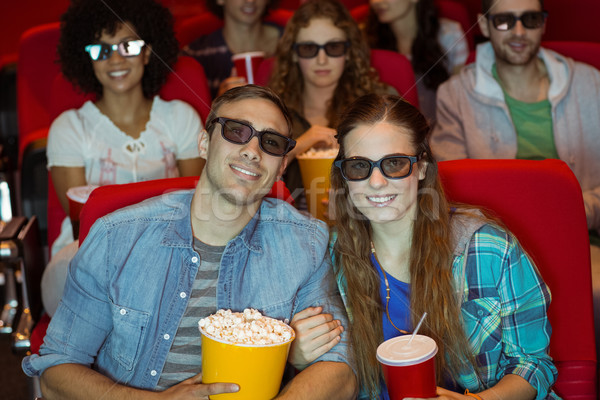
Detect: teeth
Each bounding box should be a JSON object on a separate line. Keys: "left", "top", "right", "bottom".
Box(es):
{"left": 232, "top": 165, "right": 258, "bottom": 177}
{"left": 109, "top": 70, "right": 127, "bottom": 77}
{"left": 367, "top": 195, "right": 395, "bottom": 203}
{"left": 242, "top": 6, "right": 256, "bottom": 13}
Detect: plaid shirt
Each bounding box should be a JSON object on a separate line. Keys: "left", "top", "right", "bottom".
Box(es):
{"left": 335, "top": 224, "right": 560, "bottom": 399}
{"left": 452, "top": 224, "right": 559, "bottom": 398}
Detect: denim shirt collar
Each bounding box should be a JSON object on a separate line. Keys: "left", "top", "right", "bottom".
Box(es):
{"left": 158, "top": 190, "right": 264, "bottom": 253}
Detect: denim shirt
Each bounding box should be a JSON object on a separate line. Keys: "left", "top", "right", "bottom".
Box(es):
{"left": 23, "top": 190, "right": 351, "bottom": 389}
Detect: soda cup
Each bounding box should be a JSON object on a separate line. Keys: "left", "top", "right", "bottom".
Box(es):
{"left": 231, "top": 51, "right": 265, "bottom": 84}
{"left": 296, "top": 149, "right": 337, "bottom": 224}
{"left": 376, "top": 334, "right": 438, "bottom": 399}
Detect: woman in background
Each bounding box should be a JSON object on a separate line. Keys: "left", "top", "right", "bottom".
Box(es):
{"left": 43, "top": 0, "right": 204, "bottom": 316}
{"left": 270, "top": 0, "right": 389, "bottom": 205}
{"left": 366, "top": 0, "right": 468, "bottom": 122}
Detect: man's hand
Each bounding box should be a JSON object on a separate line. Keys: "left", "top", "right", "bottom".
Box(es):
{"left": 288, "top": 306, "right": 343, "bottom": 370}
{"left": 161, "top": 373, "right": 239, "bottom": 399}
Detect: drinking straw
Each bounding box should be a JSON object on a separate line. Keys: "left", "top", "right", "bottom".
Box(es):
{"left": 408, "top": 312, "right": 428, "bottom": 345}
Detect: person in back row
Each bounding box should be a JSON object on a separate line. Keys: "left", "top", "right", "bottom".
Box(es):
{"left": 270, "top": 0, "right": 391, "bottom": 206}
{"left": 366, "top": 0, "right": 469, "bottom": 123}
{"left": 182, "top": 0, "right": 282, "bottom": 98}
{"left": 430, "top": 0, "right": 600, "bottom": 360}
{"left": 23, "top": 85, "right": 357, "bottom": 399}
{"left": 42, "top": 0, "right": 204, "bottom": 317}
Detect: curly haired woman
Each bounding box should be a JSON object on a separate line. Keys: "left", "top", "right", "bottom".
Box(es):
{"left": 42, "top": 0, "right": 204, "bottom": 316}
{"left": 269, "top": 0, "right": 390, "bottom": 205}
{"left": 366, "top": 0, "right": 469, "bottom": 122}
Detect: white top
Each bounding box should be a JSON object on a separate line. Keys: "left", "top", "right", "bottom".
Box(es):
{"left": 47, "top": 96, "right": 202, "bottom": 255}
{"left": 47, "top": 96, "right": 202, "bottom": 185}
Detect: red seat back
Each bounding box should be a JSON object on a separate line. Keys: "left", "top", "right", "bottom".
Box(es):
{"left": 17, "top": 22, "right": 62, "bottom": 166}
{"left": 438, "top": 159, "right": 596, "bottom": 399}
{"left": 370, "top": 49, "right": 419, "bottom": 108}
{"left": 542, "top": 0, "right": 600, "bottom": 43}
{"left": 78, "top": 178, "right": 294, "bottom": 244}
{"left": 542, "top": 40, "right": 600, "bottom": 71}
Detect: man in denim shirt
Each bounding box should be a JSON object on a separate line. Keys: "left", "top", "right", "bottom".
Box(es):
{"left": 23, "top": 85, "right": 357, "bottom": 399}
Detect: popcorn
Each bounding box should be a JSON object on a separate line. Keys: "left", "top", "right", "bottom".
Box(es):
{"left": 297, "top": 147, "right": 339, "bottom": 159}
{"left": 198, "top": 309, "right": 294, "bottom": 345}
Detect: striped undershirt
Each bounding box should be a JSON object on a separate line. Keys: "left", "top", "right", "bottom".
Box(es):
{"left": 155, "top": 237, "right": 223, "bottom": 390}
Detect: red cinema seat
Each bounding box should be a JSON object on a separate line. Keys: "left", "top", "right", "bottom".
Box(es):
{"left": 438, "top": 159, "right": 596, "bottom": 399}
{"left": 542, "top": 40, "right": 600, "bottom": 71}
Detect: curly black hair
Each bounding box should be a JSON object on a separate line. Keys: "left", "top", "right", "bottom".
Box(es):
{"left": 58, "top": 0, "right": 178, "bottom": 98}
{"left": 206, "top": 0, "right": 280, "bottom": 20}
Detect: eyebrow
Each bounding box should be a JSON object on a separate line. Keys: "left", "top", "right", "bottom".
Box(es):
{"left": 95, "top": 36, "right": 139, "bottom": 45}
{"left": 224, "top": 117, "right": 286, "bottom": 136}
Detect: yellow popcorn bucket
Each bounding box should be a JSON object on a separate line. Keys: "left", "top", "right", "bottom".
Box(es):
{"left": 200, "top": 328, "right": 295, "bottom": 399}
{"left": 296, "top": 154, "right": 336, "bottom": 224}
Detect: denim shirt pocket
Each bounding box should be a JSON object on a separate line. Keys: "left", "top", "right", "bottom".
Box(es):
{"left": 108, "top": 303, "right": 150, "bottom": 371}
{"left": 461, "top": 297, "right": 502, "bottom": 354}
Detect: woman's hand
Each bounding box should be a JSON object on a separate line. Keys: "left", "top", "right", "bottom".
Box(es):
{"left": 287, "top": 306, "right": 344, "bottom": 370}
{"left": 300, "top": 125, "right": 337, "bottom": 150}
{"left": 287, "top": 125, "right": 337, "bottom": 161}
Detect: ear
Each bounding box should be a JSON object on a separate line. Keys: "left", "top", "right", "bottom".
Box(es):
{"left": 277, "top": 155, "right": 288, "bottom": 180}
{"left": 198, "top": 130, "right": 209, "bottom": 159}
{"left": 217, "top": 0, "right": 224, "bottom": 6}
{"left": 478, "top": 13, "right": 491, "bottom": 38}
{"left": 417, "top": 160, "right": 428, "bottom": 180}
{"left": 143, "top": 44, "right": 152, "bottom": 65}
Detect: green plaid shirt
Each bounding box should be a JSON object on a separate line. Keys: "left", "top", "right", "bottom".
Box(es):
{"left": 452, "top": 224, "right": 559, "bottom": 398}
{"left": 335, "top": 224, "right": 560, "bottom": 399}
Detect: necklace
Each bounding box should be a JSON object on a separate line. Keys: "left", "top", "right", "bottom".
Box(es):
{"left": 370, "top": 241, "right": 409, "bottom": 335}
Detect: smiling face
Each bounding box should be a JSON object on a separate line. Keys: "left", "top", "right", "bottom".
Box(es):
{"left": 295, "top": 17, "right": 347, "bottom": 91}
{"left": 91, "top": 22, "right": 150, "bottom": 97}
{"left": 369, "top": 0, "right": 418, "bottom": 24}
{"left": 342, "top": 121, "right": 426, "bottom": 225}
{"left": 199, "top": 97, "right": 289, "bottom": 208}
{"left": 218, "top": 0, "right": 270, "bottom": 25}
{"left": 479, "top": 0, "right": 545, "bottom": 67}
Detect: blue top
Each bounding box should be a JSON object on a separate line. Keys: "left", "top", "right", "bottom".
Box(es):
{"left": 23, "top": 191, "right": 352, "bottom": 390}
{"left": 371, "top": 253, "right": 412, "bottom": 340}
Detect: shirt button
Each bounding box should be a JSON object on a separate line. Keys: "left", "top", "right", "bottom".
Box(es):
{"left": 163, "top": 333, "right": 170, "bottom": 340}
{"left": 191, "top": 256, "right": 199, "bottom": 263}
{"left": 180, "top": 292, "right": 187, "bottom": 299}
{"left": 120, "top": 309, "right": 127, "bottom": 315}
{"left": 150, "top": 370, "right": 157, "bottom": 376}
